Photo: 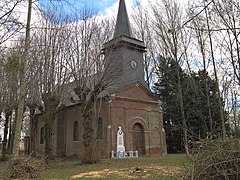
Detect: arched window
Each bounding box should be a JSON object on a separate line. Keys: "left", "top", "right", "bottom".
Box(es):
{"left": 97, "top": 117, "right": 103, "bottom": 139}
{"left": 40, "top": 127, "right": 44, "bottom": 144}
{"left": 73, "top": 121, "right": 78, "bottom": 141}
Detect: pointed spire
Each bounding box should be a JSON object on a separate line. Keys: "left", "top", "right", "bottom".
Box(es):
{"left": 114, "top": 0, "right": 132, "bottom": 38}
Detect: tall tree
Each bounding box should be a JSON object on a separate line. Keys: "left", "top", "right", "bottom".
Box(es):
{"left": 0, "top": 49, "right": 20, "bottom": 158}
{"left": 203, "top": 1, "right": 226, "bottom": 139}
{"left": 65, "top": 8, "right": 116, "bottom": 163}
{"left": 187, "top": 3, "right": 214, "bottom": 136}
{"left": 186, "top": 70, "right": 227, "bottom": 138}
{"left": 154, "top": 56, "right": 227, "bottom": 152}
{"left": 154, "top": 56, "right": 186, "bottom": 152}
{"left": 12, "top": 0, "right": 32, "bottom": 158}
{"left": 212, "top": 0, "right": 240, "bottom": 135}
{"left": 29, "top": 11, "right": 70, "bottom": 159}
{"left": 131, "top": 3, "right": 157, "bottom": 87}
{"left": 151, "top": 0, "right": 190, "bottom": 153}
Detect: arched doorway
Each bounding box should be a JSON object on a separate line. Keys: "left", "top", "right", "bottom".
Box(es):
{"left": 132, "top": 123, "right": 145, "bottom": 155}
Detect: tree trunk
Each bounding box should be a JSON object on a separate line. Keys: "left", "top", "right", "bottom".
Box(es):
{"left": 44, "top": 113, "right": 55, "bottom": 160}
{"left": 171, "top": 22, "right": 189, "bottom": 153}
{"left": 177, "top": 74, "right": 189, "bottom": 154}
{"left": 12, "top": 0, "right": 32, "bottom": 158}
{"left": 205, "top": 5, "right": 226, "bottom": 139}
{"left": 29, "top": 105, "right": 36, "bottom": 156}
{"left": 42, "top": 93, "right": 59, "bottom": 160}
{"left": 74, "top": 87, "right": 99, "bottom": 164}
{"left": 1, "top": 110, "right": 11, "bottom": 161}
{"left": 82, "top": 106, "right": 95, "bottom": 164}
{"left": 196, "top": 28, "right": 213, "bottom": 137}
{"left": 7, "top": 108, "right": 17, "bottom": 154}
{"left": 7, "top": 113, "right": 12, "bottom": 154}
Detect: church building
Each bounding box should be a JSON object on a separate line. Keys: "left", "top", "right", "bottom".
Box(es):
{"left": 34, "top": 0, "right": 166, "bottom": 159}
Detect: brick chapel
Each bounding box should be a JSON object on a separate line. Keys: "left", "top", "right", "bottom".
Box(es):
{"left": 34, "top": 0, "right": 167, "bottom": 159}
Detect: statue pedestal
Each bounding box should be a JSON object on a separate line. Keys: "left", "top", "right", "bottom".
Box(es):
{"left": 117, "top": 151, "right": 125, "bottom": 158}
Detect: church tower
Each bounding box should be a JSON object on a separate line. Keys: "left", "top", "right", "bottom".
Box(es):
{"left": 102, "top": 0, "right": 146, "bottom": 90}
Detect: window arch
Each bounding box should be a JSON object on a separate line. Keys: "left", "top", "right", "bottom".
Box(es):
{"left": 97, "top": 117, "right": 103, "bottom": 139}
{"left": 73, "top": 121, "right": 78, "bottom": 141}
{"left": 40, "top": 127, "right": 44, "bottom": 144}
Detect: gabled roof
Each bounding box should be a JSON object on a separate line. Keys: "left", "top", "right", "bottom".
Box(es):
{"left": 113, "top": 81, "right": 159, "bottom": 102}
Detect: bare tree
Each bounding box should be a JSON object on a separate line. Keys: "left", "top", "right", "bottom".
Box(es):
{"left": 29, "top": 10, "right": 71, "bottom": 159}
{"left": 12, "top": 0, "right": 32, "bottom": 158}
{"left": 25, "top": 42, "right": 43, "bottom": 156}
{"left": 4, "top": 51, "right": 21, "bottom": 155}
{"left": 0, "top": 46, "right": 22, "bottom": 159}
{"left": 0, "top": 0, "right": 24, "bottom": 46}
{"left": 151, "top": 0, "right": 190, "bottom": 153}
{"left": 212, "top": 0, "right": 240, "bottom": 86}
{"left": 65, "top": 9, "right": 116, "bottom": 163}
{"left": 203, "top": 0, "right": 227, "bottom": 139}
{"left": 187, "top": 2, "right": 214, "bottom": 137}
{"left": 210, "top": 0, "right": 240, "bottom": 137}
{"left": 131, "top": 3, "right": 157, "bottom": 88}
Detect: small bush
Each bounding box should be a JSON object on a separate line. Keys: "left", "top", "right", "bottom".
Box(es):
{"left": 183, "top": 139, "right": 240, "bottom": 180}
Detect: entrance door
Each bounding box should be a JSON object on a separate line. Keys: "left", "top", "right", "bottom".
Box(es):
{"left": 132, "top": 123, "right": 145, "bottom": 155}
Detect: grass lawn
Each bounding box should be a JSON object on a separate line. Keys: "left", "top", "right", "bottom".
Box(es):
{"left": 39, "top": 154, "right": 188, "bottom": 179}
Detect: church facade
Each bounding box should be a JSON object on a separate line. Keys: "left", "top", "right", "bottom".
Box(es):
{"left": 33, "top": 0, "right": 166, "bottom": 159}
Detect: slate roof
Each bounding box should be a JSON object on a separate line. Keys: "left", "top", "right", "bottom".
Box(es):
{"left": 114, "top": 0, "right": 132, "bottom": 38}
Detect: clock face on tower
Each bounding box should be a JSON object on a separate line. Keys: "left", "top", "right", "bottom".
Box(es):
{"left": 130, "top": 60, "right": 137, "bottom": 69}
